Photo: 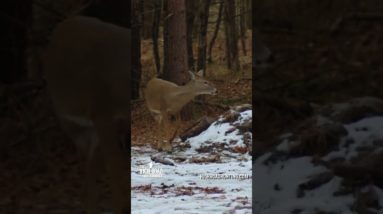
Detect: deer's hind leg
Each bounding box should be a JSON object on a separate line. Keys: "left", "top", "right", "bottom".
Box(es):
{"left": 156, "top": 109, "right": 172, "bottom": 151}
{"left": 149, "top": 111, "right": 168, "bottom": 151}
{"left": 58, "top": 116, "right": 102, "bottom": 214}
{"left": 169, "top": 112, "right": 181, "bottom": 143}
{"left": 94, "top": 117, "right": 130, "bottom": 214}
{"left": 84, "top": 145, "right": 102, "bottom": 214}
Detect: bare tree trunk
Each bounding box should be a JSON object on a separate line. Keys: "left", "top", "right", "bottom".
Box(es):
{"left": 207, "top": 0, "right": 223, "bottom": 63}
{"left": 152, "top": 0, "right": 162, "bottom": 74}
{"left": 186, "top": 0, "right": 196, "bottom": 70}
{"left": 162, "top": 0, "right": 169, "bottom": 77}
{"left": 197, "top": 0, "right": 211, "bottom": 74}
{"left": 132, "top": 0, "right": 142, "bottom": 100}
{"left": 224, "top": 0, "right": 240, "bottom": 72}
{"left": 239, "top": 0, "right": 247, "bottom": 56}
{"left": 246, "top": 0, "right": 251, "bottom": 29}
{"left": 224, "top": 13, "right": 231, "bottom": 69}
{"left": 163, "top": 0, "right": 188, "bottom": 85}
{"left": 141, "top": 0, "right": 154, "bottom": 39}
{"left": 139, "top": 0, "right": 145, "bottom": 35}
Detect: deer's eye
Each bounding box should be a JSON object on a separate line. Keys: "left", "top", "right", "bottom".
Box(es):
{"left": 204, "top": 81, "right": 208, "bottom": 84}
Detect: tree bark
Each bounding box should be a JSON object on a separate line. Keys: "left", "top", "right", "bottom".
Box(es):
{"left": 186, "top": 0, "right": 196, "bottom": 70}
{"left": 163, "top": 0, "right": 188, "bottom": 85}
{"left": 224, "top": 0, "right": 240, "bottom": 72}
{"left": 207, "top": 0, "right": 223, "bottom": 63}
{"left": 141, "top": 0, "right": 154, "bottom": 39}
{"left": 152, "top": 0, "right": 162, "bottom": 74}
{"left": 246, "top": 0, "right": 252, "bottom": 29}
{"left": 196, "top": 0, "right": 211, "bottom": 74}
{"left": 132, "top": 0, "right": 142, "bottom": 100}
{"left": 139, "top": 0, "right": 145, "bottom": 37}
{"left": 162, "top": 0, "right": 169, "bottom": 77}
{"left": 239, "top": 0, "right": 247, "bottom": 56}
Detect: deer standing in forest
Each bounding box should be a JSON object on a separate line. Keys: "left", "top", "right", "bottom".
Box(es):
{"left": 42, "top": 16, "right": 130, "bottom": 214}
{"left": 145, "top": 70, "right": 217, "bottom": 151}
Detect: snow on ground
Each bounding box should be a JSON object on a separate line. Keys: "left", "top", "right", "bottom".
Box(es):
{"left": 132, "top": 107, "right": 252, "bottom": 214}
{"left": 254, "top": 116, "right": 383, "bottom": 214}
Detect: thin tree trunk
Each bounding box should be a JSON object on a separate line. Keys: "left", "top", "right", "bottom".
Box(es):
{"left": 246, "top": 0, "right": 251, "bottom": 29}
{"left": 239, "top": 0, "right": 247, "bottom": 56}
{"left": 197, "top": 0, "right": 211, "bottom": 74}
{"left": 139, "top": 0, "right": 145, "bottom": 36}
{"left": 141, "top": 0, "right": 154, "bottom": 39}
{"left": 224, "top": 13, "right": 231, "bottom": 69}
{"left": 186, "top": 0, "right": 196, "bottom": 70}
{"left": 162, "top": 0, "right": 169, "bottom": 77}
{"left": 152, "top": 0, "right": 162, "bottom": 74}
{"left": 207, "top": 0, "right": 223, "bottom": 63}
{"left": 132, "top": 0, "right": 142, "bottom": 100}
{"left": 224, "top": 0, "right": 240, "bottom": 72}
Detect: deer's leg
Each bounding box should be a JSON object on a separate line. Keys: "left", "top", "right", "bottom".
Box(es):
{"left": 150, "top": 111, "right": 166, "bottom": 150}
{"left": 94, "top": 117, "right": 130, "bottom": 214}
{"left": 58, "top": 116, "right": 101, "bottom": 214}
{"left": 155, "top": 114, "right": 164, "bottom": 149}
{"left": 83, "top": 145, "right": 102, "bottom": 214}
{"left": 169, "top": 113, "right": 181, "bottom": 143}
{"left": 158, "top": 110, "right": 172, "bottom": 151}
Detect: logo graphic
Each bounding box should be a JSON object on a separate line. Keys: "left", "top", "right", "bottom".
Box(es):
{"left": 138, "top": 161, "right": 163, "bottom": 177}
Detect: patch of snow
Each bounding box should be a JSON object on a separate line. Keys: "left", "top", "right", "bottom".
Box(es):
{"left": 131, "top": 151, "right": 252, "bottom": 214}
{"left": 234, "top": 110, "right": 252, "bottom": 125}
{"left": 132, "top": 106, "right": 252, "bottom": 213}
{"left": 254, "top": 116, "right": 383, "bottom": 213}
{"left": 325, "top": 116, "right": 383, "bottom": 162}
{"left": 186, "top": 110, "right": 252, "bottom": 159}
{"left": 254, "top": 157, "right": 329, "bottom": 213}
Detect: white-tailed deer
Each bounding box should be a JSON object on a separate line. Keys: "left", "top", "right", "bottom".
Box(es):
{"left": 144, "top": 70, "right": 217, "bottom": 151}
{"left": 42, "top": 16, "right": 130, "bottom": 214}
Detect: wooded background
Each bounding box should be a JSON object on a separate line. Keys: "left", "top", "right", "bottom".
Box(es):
{"left": 254, "top": 0, "right": 383, "bottom": 155}
{"left": 131, "top": 0, "right": 252, "bottom": 146}
{"left": 131, "top": 0, "right": 252, "bottom": 100}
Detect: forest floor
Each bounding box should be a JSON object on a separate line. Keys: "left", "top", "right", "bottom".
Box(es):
{"left": 253, "top": 97, "right": 383, "bottom": 213}
{"left": 131, "top": 106, "right": 252, "bottom": 214}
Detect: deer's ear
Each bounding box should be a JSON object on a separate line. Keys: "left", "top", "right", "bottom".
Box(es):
{"left": 188, "top": 70, "right": 195, "bottom": 80}
{"left": 196, "top": 69, "right": 204, "bottom": 77}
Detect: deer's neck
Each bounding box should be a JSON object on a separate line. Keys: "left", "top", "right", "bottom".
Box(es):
{"left": 168, "top": 84, "right": 198, "bottom": 113}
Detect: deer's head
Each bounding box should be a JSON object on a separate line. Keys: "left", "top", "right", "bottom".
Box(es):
{"left": 187, "top": 70, "right": 217, "bottom": 96}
